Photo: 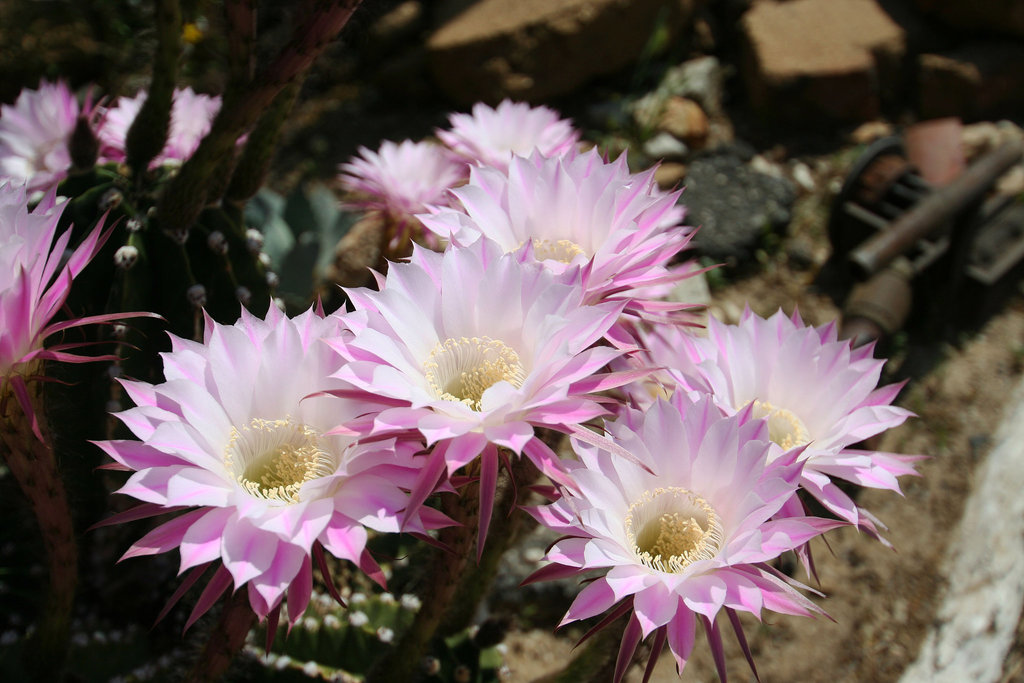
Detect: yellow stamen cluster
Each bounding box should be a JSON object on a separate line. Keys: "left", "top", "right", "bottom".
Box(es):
{"left": 624, "top": 487, "right": 724, "bottom": 574}
{"left": 529, "top": 237, "right": 586, "bottom": 263}
{"left": 747, "top": 399, "right": 811, "bottom": 451}
{"left": 424, "top": 336, "right": 526, "bottom": 411}
{"left": 224, "top": 417, "right": 334, "bottom": 504}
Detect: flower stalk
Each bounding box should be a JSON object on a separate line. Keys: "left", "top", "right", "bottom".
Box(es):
{"left": 0, "top": 367, "right": 77, "bottom": 681}
{"left": 185, "top": 589, "right": 257, "bottom": 683}
{"left": 367, "top": 473, "right": 481, "bottom": 683}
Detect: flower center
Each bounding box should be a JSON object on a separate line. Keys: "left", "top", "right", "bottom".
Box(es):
{"left": 529, "top": 237, "right": 585, "bottom": 263}
{"left": 747, "top": 399, "right": 811, "bottom": 451}
{"left": 624, "top": 487, "right": 724, "bottom": 574}
{"left": 223, "top": 417, "right": 335, "bottom": 503}
{"left": 423, "top": 336, "right": 526, "bottom": 411}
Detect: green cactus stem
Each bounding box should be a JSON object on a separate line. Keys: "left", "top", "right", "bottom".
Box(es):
{"left": 438, "top": 455, "right": 540, "bottom": 638}
{"left": 125, "top": 0, "right": 181, "bottom": 175}
{"left": 0, "top": 365, "right": 78, "bottom": 682}
{"left": 225, "top": 81, "right": 303, "bottom": 204}
{"left": 367, "top": 477, "right": 482, "bottom": 683}
{"left": 186, "top": 588, "right": 258, "bottom": 682}
{"left": 224, "top": 0, "right": 256, "bottom": 87}
{"left": 156, "top": 0, "right": 364, "bottom": 240}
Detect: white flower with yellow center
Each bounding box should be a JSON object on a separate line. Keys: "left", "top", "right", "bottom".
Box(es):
{"left": 527, "top": 394, "right": 838, "bottom": 681}
{"left": 636, "top": 308, "right": 920, "bottom": 528}
{"left": 418, "top": 148, "right": 695, "bottom": 330}
{"left": 330, "top": 238, "right": 625, "bottom": 543}
{"left": 96, "top": 306, "right": 444, "bottom": 624}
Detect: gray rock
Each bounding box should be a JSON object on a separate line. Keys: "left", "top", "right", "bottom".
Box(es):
{"left": 682, "top": 151, "right": 796, "bottom": 263}
{"left": 642, "top": 132, "right": 689, "bottom": 161}
{"left": 900, "top": 377, "right": 1024, "bottom": 683}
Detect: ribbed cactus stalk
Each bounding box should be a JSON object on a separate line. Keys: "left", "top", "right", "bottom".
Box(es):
{"left": 367, "top": 477, "right": 482, "bottom": 683}
{"left": 124, "top": 0, "right": 181, "bottom": 175}
{"left": 0, "top": 363, "right": 78, "bottom": 681}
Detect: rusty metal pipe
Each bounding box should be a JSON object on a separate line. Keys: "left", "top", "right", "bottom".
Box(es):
{"left": 849, "top": 139, "right": 1023, "bottom": 279}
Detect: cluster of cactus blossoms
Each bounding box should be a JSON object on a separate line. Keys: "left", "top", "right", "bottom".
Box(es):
{"left": 1, "top": 84, "right": 920, "bottom": 681}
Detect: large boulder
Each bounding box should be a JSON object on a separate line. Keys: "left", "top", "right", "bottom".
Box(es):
{"left": 426, "top": 0, "right": 703, "bottom": 105}
{"left": 739, "top": 0, "right": 905, "bottom": 124}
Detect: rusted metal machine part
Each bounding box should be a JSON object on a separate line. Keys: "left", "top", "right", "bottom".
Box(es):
{"left": 829, "top": 127, "right": 1024, "bottom": 348}
{"left": 848, "top": 139, "right": 1023, "bottom": 279}
{"left": 838, "top": 258, "right": 914, "bottom": 346}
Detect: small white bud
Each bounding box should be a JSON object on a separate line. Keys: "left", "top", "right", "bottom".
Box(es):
{"left": 99, "top": 188, "right": 123, "bottom": 211}
{"left": 235, "top": 286, "right": 251, "bottom": 306}
{"left": 302, "top": 661, "right": 320, "bottom": 676}
{"left": 187, "top": 284, "right": 207, "bottom": 308}
{"left": 125, "top": 217, "right": 143, "bottom": 233}
{"left": 207, "top": 230, "right": 228, "bottom": 255}
{"left": 246, "top": 228, "right": 264, "bottom": 253}
{"left": 400, "top": 594, "right": 421, "bottom": 611}
{"left": 258, "top": 252, "right": 272, "bottom": 267}
{"left": 348, "top": 611, "right": 368, "bottom": 627}
{"left": 114, "top": 245, "right": 139, "bottom": 270}
{"left": 422, "top": 657, "right": 441, "bottom": 676}
{"left": 376, "top": 626, "right": 394, "bottom": 643}
{"left": 265, "top": 271, "right": 279, "bottom": 288}
{"left": 379, "top": 592, "right": 395, "bottom": 605}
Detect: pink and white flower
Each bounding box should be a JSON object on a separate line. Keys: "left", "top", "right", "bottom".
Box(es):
{"left": 419, "top": 149, "right": 695, "bottom": 335}
{"left": 436, "top": 100, "right": 579, "bottom": 172}
{"left": 338, "top": 139, "right": 468, "bottom": 250}
{"left": 527, "top": 394, "right": 839, "bottom": 681}
{"left": 339, "top": 139, "right": 467, "bottom": 218}
{"left": 330, "top": 238, "right": 627, "bottom": 547}
{"left": 641, "top": 308, "right": 920, "bottom": 529}
{"left": 0, "top": 183, "right": 119, "bottom": 412}
{"left": 0, "top": 81, "right": 79, "bottom": 191}
{"left": 96, "top": 306, "right": 446, "bottom": 624}
{"left": 97, "top": 86, "right": 222, "bottom": 167}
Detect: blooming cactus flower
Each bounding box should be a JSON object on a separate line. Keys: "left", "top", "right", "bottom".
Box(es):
{"left": 97, "top": 86, "right": 222, "bottom": 167}
{"left": 339, "top": 139, "right": 467, "bottom": 218}
{"left": 96, "top": 306, "right": 446, "bottom": 624}
{"left": 0, "top": 183, "right": 120, "bottom": 413}
{"left": 643, "top": 308, "right": 920, "bottom": 530}
{"left": 419, "top": 148, "right": 694, "bottom": 334}
{"left": 0, "top": 81, "right": 79, "bottom": 191}
{"left": 338, "top": 139, "right": 468, "bottom": 250}
{"left": 330, "top": 238, "right": 627, "bottom": 549}
{"left": 436, "top": 99, "right": 579, "bottom": 172}
{"left": 527, "top": 394, "right": 840, "bottom": 681}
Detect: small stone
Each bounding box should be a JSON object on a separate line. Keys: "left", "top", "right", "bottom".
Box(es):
{"left": 643, "top": 132, "right": 689, "bottom": 161}
{"left": 850, "top": 120, "right": 894, "bottom": 145}
{"left": 791, "top": 161, "right": 816, "bottom": 192}
{"left": 658, "top": 96, "right": 709, "bottom": 148}
{"left": 654, "top": 162, "right": 687, "bottom": 190}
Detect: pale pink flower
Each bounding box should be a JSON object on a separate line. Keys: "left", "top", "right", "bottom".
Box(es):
{"left": 640, "top": 308, "right": 920, "bottom": 530}
{"left": 338, "top": 139, "right": 468, "bottom": 249}
{"left": 0, "top": 182, "right": 121, "bottom": 416}
{"left": 0, "top": 81, "right": 79, "bottom": 191}
{"left": 98, "top": 86, "right": 222, "bottom": 167}
{"left": 339, "top": 139, "right": 467, "bottom": 217}
{"left": 527, "top": 394, "right": 839, "bottom": 680}
{"left": 329, "top": 238, "right": 627, "bottom": 549}
{"left": 419, "top": 149, "right": 695, "bottom": 335}
{"left": 436, "top": 100, "right": 579, "bottom": 172}
{"left": 95, "top": 307, "right": 446, "bottom": 624}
